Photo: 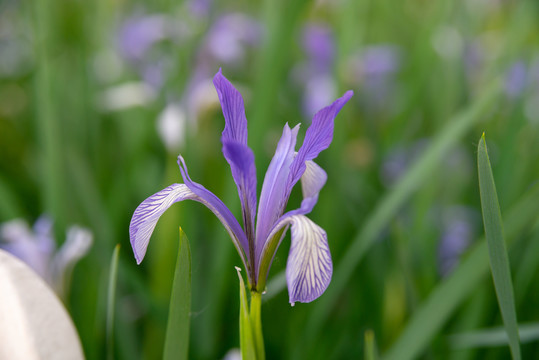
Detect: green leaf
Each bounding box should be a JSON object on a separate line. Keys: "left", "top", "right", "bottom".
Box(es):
{"left": 477, "top": 133, "right": 521, "bottom": 359}
{"left": 449, "top": 322, "right": 539, "bottom": 349}
{"left": 106, "top": 244, "right": 120, "bottom": 360}
{"left": 383, "top": 182, "right": 539, "bottom": 360}
{"left": 163, "top": 228, "right": 192, "bottom": 360}
{"left": 236, "top": 267, "right": 257, "bottom": 360}
{"left": 364, "top": 330, "right": 379, "bottom": 360}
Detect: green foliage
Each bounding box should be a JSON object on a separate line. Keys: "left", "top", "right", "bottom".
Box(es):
{"left": 163, "top": 229, "right": 191, "bottom": 360}
{"left": 477, "top": 134, "right": 521, "bottom": 359}
{"left": 2, "top": 0, "right": 539, "bottom": 359}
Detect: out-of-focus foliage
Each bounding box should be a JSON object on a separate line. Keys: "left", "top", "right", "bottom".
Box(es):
{"left": 1, "top": 0, "right": 539, "bottom": 359}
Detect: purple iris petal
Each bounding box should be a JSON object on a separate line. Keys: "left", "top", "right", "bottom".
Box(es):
{"left": 129, "top": 184, "right": 199, "bottom": 264}
{"left": 130, "top": 162, "right": 249, "bottom": 268}
{"left": 222, "top": 140, "right": 258, "bottom": 245}
{"left": 213, "top": 69, "right": 248, "bottom": 144}
{"left": 288, "top": 90, "right": 353, "bottom": 189}
{"left": 214, "top": 70, "right": 258, "bottom": 247}
{"left": 286, "top": 215, "right": 332, "bottom": 304}
{"left": 256, "top": 159, "right": 327, "bottom": 280}
{"left": 255, "top": 123, "right": 299, "bottom": 261}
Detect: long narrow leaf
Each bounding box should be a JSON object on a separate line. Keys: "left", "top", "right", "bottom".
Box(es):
{"left": 163, "top": 228, "right": 191, "bottom": 360}
{"left": 449, "top": 323, "right": 539, "bottom": 349}
{"left": 236, "top": 267, "right": 257, "bottom": 360}
{"left": 106, "top": 244, "right": 120, "bottom": 360}
{"left": 477, "top": 133, "right": 521, "bottom": 359}
{"left": 364, "top": 330, "right": 379, "bottom": 360}
{"left": 383, "top": 182, "right": 539, "bottom": 360}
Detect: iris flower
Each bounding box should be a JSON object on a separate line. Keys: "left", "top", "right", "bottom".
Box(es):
{"left": 130, "top": 69, "right": 352, "bottom": 304}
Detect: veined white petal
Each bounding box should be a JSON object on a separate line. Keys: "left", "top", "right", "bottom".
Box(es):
{"left": 257, "top": 214, "right": 332, "bottom": 304}
{"left": 129, "top": 183, "right": 248, "bottom": 270}
{"left": 297, "top": 160, "right": 327, "bottom": 214}
{"left": 286, "top": 215, "right": 332, "bottom": 305}
{"left": 129, "top": 184, "right": 197, "bottom": 264}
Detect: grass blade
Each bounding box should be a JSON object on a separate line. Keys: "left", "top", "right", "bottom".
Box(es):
{"left": 163, "top": 228, "right": 192, "bottom": 360}
{"left": 364, "top": 330, "right": 379, "bottom": 360}
{"left": 106, "top": 244, "right": 120, "bottom": 360}
{"left": 449, "top": 323, "right": 539, "bottom": 349}
{"left": 383, "top": 182, "right": 539, "bottom": 360}
{"left": 477, "top": 133, "right": 521, "bottom": 359}
{"left": 236, "top": 267, "right": 257, "bottom": 360}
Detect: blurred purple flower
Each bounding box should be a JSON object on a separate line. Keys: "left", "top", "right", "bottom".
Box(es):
{"left": 188, "top": 0, "right": 213, "bottom": 18}
{"left": 302, "top": 25, "right": 334, "bottom": 73}
{"left": 204, "top": 14, "right": 263, "bottom": 66}
{"left": 504, "top": 61, "right": 527, "bottom": 99}
{"left": 115, "top": 13, "right": 191, "bottom": 91}
{"left": 463, "top": 40, "right": 484, "bottom": 85}
{"left": 0, "top": 216, "right": 93, "bottom": 296}
{"left": 117, "top": 15, "right": 168, "bottom": 64}
{"left": 437, "top": 206, "right": 477, "bottom": 276}
{"left": 293, "top": 24, "right": 337, "bottom": 118}
{"left": 380, "top": 140, "right": 428, "bottom": 187}
{"left": 130, "top": 70, "right": 353, "bottom": 304}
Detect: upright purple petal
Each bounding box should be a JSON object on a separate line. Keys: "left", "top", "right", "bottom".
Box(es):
{"left": 222, "top": 140, "right": 258, "bottom": 247}
{"left": 213, "top": 69, "right": 248, "bottom": 145}
{"left": 255, "top": 160, "right": 326, "bottom": 281}
{"left": 255, "top": 124, "right": 299, "bottom": 261}
{"left": 287, "top": 91, "right": 353, "bottom": 191}
{"left": 214, "top": 70, "right": 258, "bottom": 245}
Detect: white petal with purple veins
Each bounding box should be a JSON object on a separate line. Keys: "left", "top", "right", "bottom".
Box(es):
{"left": 286, "top": 215, "right": 332, "bottom": 304}
{"left": 129, "top": 184, "right": 197, "bottom": 264}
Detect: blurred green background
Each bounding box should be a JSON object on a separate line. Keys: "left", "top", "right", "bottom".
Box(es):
{"left": 1, "top": 0, "right": 539, "bottom": 358}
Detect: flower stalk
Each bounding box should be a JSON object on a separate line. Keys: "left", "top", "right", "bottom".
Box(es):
{"left": 249, "top": 290, "right": 265, "bottom": 360}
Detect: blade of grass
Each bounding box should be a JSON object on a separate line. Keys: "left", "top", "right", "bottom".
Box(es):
{"left": 364, "top": 330, "right": 379, "bottom": 360}
{"left": 106, "top": 244, "right": 120, "bottom": 360}
{"left": 449, "top": 323, "right": 539, "bottom": 349}
{"left": 163, "top": 228, "right": 192, "bottom": 360}
{"left": 236, "top": 267, "right": 257, "bottom": 360}
{"left": 383, "top": 182, "right": 539, "bottom": 360}
{"left": 302, "top": 78, "right": 502, "bottom": 342}
{"left": 477, "top": 133, "right": 521, "bottom": 359}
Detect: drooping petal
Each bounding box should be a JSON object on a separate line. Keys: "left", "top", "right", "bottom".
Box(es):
{"left": 129, "top": 184, "right": 196, "bottom": 264}
{"left": 176, "top": 156, "right": 250, "bottom": 262}
{"left": 286, "top": 215, "right": 332, "bottom": 304}
{"left": 222, "top": 139, "right": 257, "bottom": 245}
{"left": 255, "top": 123, "right": 299, "bottom": 260}
{"left": 258, "top": 214, "right": 332, "bottom": 304}
{"left": 129, "top": 182, "right": 248, "bottom": 269}
{"left": 287, "top": 91, "right": 353, "bottom": 191}
{"left": 213, "top": 68, "right": 248, "bottom": 145}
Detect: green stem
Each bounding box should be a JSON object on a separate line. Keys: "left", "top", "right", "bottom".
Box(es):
{"left": 249, "top": 291, "right": 265, "bottom": 360}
